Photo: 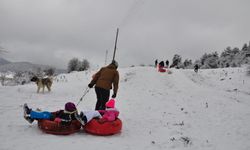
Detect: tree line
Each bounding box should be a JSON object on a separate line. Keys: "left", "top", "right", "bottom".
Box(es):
{"left": 67, "top": 58, "right": 90, "bottom": 73}
{"left": 169, "top": 41, "right": 250, "bottom": 69}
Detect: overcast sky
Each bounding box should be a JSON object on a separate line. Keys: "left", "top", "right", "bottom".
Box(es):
{"left": 0, "top": 0, "right": 250, "bottom": 69}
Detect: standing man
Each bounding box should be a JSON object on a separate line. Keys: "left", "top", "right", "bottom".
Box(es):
{"left": 88, "top": 60, "right": 119, "bottom": 110}
{"left": 194, "top": 64, "right": 199, "bottom": 73}
{"left": 155, "top": 59, "right": 158, "bottom": 68}
{"left": 165, "top": 60, "right": 169, "bottom": 68}
{"left": 159, "top": 61, "right": 165, "bottom": 68}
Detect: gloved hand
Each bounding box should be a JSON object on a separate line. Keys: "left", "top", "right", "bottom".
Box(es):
{"left": 54, "top": 117, "right": 62, "bottom": 123}
{"left": 112, "top": 93, "right": 116, "bottom": 98}
{"left": 88, "top": 83, "right": 94, "bottom": 88}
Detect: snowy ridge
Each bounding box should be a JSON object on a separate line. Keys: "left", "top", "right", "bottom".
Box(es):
{"left": 0, "top": 57, "right": 10, "bottom": 65}
{"left": 0, "top": 59, "right": 66, "bottom": 74}
{"left": 0, "top": 66, "right": 250, "bottom": 150}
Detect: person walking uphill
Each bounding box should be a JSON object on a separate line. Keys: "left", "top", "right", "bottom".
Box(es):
{"left": 88, "top": 60, "right": 119, "bottom": 110}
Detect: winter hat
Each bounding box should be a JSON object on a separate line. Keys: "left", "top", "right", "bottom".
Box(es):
{"left": 111, "top": 60, "right": 118, "bottom": 68}
{"left": 105, "top": 99, "right": 115, "bottom": 108}
{"left": 65, "top": 102, "right": 77, "bottom": 112}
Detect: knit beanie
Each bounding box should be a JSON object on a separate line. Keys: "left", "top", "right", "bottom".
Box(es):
{"left": 65, "top": 102, "right": 77, "bottom": 112}
{"left": 105, "top": 99, "right": 115, "bottom": 108}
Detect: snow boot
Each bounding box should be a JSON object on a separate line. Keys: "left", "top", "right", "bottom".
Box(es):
{"left": 23, "top": 103, "right": 34, "bottom": 124}
{"left": 24, "top": 116, "right": 34, "bottom": 124}
{"left": 23, "top": 103, "right": 32, "bottom": 116}
{"left": 74, "top": 112, "right": 87, "bottom": 126}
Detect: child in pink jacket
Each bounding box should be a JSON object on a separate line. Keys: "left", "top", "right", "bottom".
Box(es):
{"left": 98, "top": 99, "right": 119, "bottom": 123}
{"left": 75, "top": 99, "right": 119, "bottom": 125}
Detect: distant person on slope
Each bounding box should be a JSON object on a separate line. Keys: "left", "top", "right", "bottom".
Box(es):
{"left": 88, "top": 60, "right": 119, "bottom": 110}
{"left": 165, "top": 60, "right": 169, "bottom": 68}
{"left": 194, "top": 64, "right": 199, "bottom": 73}
{"left": 159, "top": 61, "right": 165, "bottom": 68}
{"left": 158, "top": 61, "right": 166, "bottom": 72}
{"left": 155, "top": 59, "right": 158, "bottom": 68}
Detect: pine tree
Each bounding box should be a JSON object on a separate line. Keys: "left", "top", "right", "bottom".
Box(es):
{"left": 171, "top": 54, "right": 182, "bottom": 68}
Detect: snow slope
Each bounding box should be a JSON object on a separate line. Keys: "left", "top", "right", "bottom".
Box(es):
{"left": 0, "top": 67, "right": 250, "bottom": 150}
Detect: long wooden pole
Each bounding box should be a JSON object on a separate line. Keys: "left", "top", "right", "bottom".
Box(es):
{"left": 112, "top": 28, "right": 119, "bottom": 61}
{"left": 105, "top": 50, "right": 108, "bottom": 65}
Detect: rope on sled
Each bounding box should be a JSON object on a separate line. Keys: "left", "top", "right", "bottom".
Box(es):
{"left": 76, "top": 87, "right": 90, "bottom": 106}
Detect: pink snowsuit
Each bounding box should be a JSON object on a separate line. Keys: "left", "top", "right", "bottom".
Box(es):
{"left": 98, "top": 108, "right": 119, "bottom": 122}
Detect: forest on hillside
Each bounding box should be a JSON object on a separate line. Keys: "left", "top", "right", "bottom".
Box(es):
{"left": 170, "top": 42, "right": 250, "bottom": 69}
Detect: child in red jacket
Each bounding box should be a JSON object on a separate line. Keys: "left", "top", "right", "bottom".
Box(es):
{"left": 75, "top": 99, "right": 119, "bottom": 125}
{"left": 98, "top": 99, "right": 119, "bottom": 123}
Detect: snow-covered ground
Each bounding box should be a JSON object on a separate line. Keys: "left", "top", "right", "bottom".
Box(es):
{"left": 0, "top": 66, "right": 250, "bottom": 150}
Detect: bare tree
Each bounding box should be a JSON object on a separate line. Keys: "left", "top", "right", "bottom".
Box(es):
{"left": 0, "top": 73, "right": 6, "bottom": 86}
{"left": 79, "top": 59, "right": 90, "bottom": 71}
{"left": 44, "top": 68, "right": 55, "bottom": 76}
{"left": 247, "top": 65, "right": 250, "bottom": 76}
{"left": 68, "top": 58, "right": 80, "bottom": 72}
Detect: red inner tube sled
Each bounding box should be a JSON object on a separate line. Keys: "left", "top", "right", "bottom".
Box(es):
{"left": 38, "top": 119, "right": 81, "bottom": 135}
{"left": 84, "top": 118, "right": 122, "bottom": 136}
{"left": 158, "top": 67, "right": 166, "bottom": 72}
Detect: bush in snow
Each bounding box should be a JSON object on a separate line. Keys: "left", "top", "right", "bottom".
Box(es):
{"left": 79, "top": 59, "right": 90, "bottom": 71}
{"left": 68, "top": 58, "right": 80, "bottom": 73}
{"left": 44, "top": 68, "right": 55, "bottom": 76}
{"left": 0, "top": 73, "right": 6, "bottom": 86}
{"left": 68, "top": 58, "right": 90, "bottom": 73}
{"left": 183, "top": 59, "right": 193, "bottom": 69}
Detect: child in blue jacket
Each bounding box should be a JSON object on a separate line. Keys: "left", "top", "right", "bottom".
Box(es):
{"left": 23, "top": 102, "right": 78, "bottom": 126}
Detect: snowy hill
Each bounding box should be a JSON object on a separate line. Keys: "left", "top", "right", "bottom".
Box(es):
{"left": 0, "top": 66, "right": 250, "bottom": 150}
{"left": 0, "top": 60, "right": 66, "bottom": 74}
{"left": 0, "top": 61, "right": 45, "bottom": 72}
{"left": 0, "top": 57, "right": 10, "bottom": 65}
